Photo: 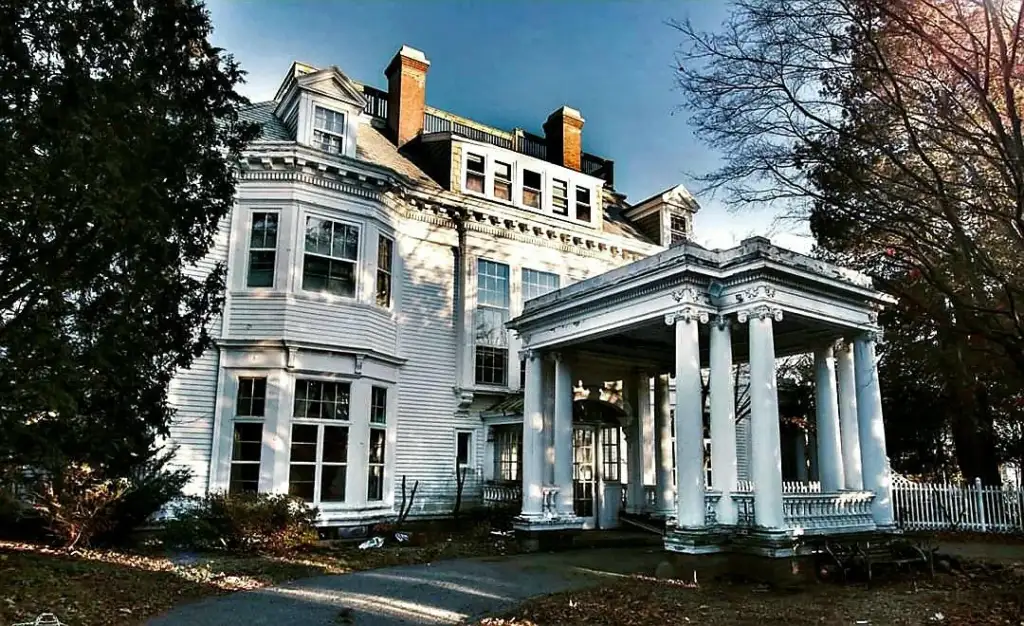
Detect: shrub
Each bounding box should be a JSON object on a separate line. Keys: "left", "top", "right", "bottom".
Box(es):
{"left": 29, "top": 463, "right": 130, "bottom": 549}
{"left": 163, "top": 492, "right": 319, "bottom": 554}
{"left": 98, "top": 447, "right": 191, "bottom": 545}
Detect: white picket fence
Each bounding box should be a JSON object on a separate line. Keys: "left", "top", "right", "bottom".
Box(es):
{"left": 892, "top": 476, "right": 1024, "bottom": 533}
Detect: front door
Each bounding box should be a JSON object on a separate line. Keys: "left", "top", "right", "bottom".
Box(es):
{"left": 572, "top": 427, "right": 598, "bottom": 529}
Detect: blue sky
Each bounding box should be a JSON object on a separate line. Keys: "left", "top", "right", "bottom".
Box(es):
{"left": 206, "top": 0, "right": 812, "bottom": 252}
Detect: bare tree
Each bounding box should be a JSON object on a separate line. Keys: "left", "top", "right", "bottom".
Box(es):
{"left": 673, "top": 0, "right": 1024, "bottom": 377}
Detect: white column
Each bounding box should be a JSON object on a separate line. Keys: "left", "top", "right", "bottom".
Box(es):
{"left": 709, "top": 316, "right": 738, "bottom": 525}
{"left": 653, "top": 374, "right": 674, "bottom": 516}
{"left": 641, "top": 377, "right": 656, "bottom": 488}
{"left": 814, "top": 344, "right": 845, "bottom": 492}
{"left": 669, "top": 310, "right": 705, "bottom": 528}
{"left": 520, "top": 350, "right": 544, "bottom": 518}
{"left": 553, "top": 353, "right": 574, "bottom": 516}
{"left": 836, "top": 341, "right": 864, "bottom": 490}
{"left": 743, "top": 306, "right": 785, "bottom": 530}
{"left": 542, "top": 358, "right": 556, "bottom": 485}
{"left": 625, "top": 372, "right": 645, "bottom": 514}
{"left": 855, "top": 333, "right": 894, "bottom": 526}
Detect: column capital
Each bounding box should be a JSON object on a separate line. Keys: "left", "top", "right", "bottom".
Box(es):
{"left": 736, "top": 305, "right": 783, "bottom": 324}
{"left": 857, "top": 328, "right": 884, "bottom": 344}
{"left": 711, "top": 314, "right": 733, "bottom": 330}
{"left": 550, "top": 351, "right": 565, "bottom": 363}
{"left": 664, "top": 306, "right": 710, "bottom": 326}
{"left": 519, "top": 348, "right": 543, "bottom": 362}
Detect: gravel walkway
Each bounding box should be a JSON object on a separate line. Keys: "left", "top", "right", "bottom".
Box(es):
{"left": 146, "top": 547, "right": 665, "bottom": 626}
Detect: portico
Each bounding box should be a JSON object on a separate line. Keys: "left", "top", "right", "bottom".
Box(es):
{"left": 506, "top": 237, "right": 895, "bottom": 557}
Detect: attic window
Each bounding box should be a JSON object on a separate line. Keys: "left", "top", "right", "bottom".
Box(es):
{"left": 575, "top": 187, "right": 592, "bottom": 223}
{"left": 493, "top": 161, "right": 512, "bottom": 201}
{"left": 466, "top": 154, "right": 485, "bottom": 193}
{"left": 670, "top": 214, "right": 689, "bottom": 245}
{"left": 552, "top": 179, "right": 569, "bottom": 216}
{"left": 522, "top": 169, "right": 542, "bottom": 209}
{"left": 314, "top": 106, "right": 345, "bottom": 155}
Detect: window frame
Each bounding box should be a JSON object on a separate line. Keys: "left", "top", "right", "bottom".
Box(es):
{"left": 494, "top": 425, "right": 522, "bottom": 482}
{"left": 456, "top": 430, "right": 474, "bottom": 469}
{"left": 375, "top": 233, "right": 394, "bottom": 308}
{"left": 300, "top": 214, "right": 361, "bottom": 299}
{"left": 229, "top": 375, "right": 268, "bottom": 494}
{"left": 600, "top": 426, "right": 621, "bottom": 482}
{"left": 552, "top": 179, "right": 569, "bottom": 216}
{"left": 492, "top": 160, "right": 513, "bottom": 202}
{"left": 521, "top": 168, "right": 543, "bottom": 209}
{"left": 246, "top": 211, "right": 280, "bottom": 289}
{"left": 575, "top": 186, "right": 593, "bottom": 223}
{"left": 474, "top": 259, "right": 510, "bottom": 387}
{"left": 313, "top": 105, "right": 346, "bottom": 155}
{"left": 670, "top": 213, "right": 689, "bottom": 245}
{"left": 521, "top": 268, "right": 560, "bottom": 303}
{"left": 464, "top": 152, "right": 487, "bottom": 194}
{"left": 288, "top": 377, "right": 353, "bottom": 507}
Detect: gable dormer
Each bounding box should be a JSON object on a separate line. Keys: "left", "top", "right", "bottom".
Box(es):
{"left": 274, "top": 61, "right": 368, "bottom": 159}
{"left": 623, "top": 184, "right": 700, "bottom": 247}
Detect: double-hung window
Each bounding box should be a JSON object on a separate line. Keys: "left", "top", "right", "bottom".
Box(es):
{"left": 456, "top": 431, "right": 473, "bottom": 468}
{"left": 493, "top": 161, "right": 512, "bottom": 201}
{"left": 600, "top": 426, "right": 621, "bottom": 482}
{"left": 302, "top": 217, "right": 359, "bottom": 297}
{"left": 552, "top": 179, "right": 569, "bottom": 216}
{"left": 376, "top": 235, "right": 394, "bottom": 308}
{"left": 247, "top": 213, "right": 278, "bottom": 288}
{"left": 522, "top": 170, "right": 542, "bottom": 209}
{"left": 230, "top": 377, "right": 266, "bottom": 494}
{"left": 575, "top": 186, "right": 592, "bottom": 223}
{"left": 289, "top": 379, "right": 350, "bottom": 504}
{"left": 495, "top": 425, "right": 522, "bottom": 482}
{"left": 466, "top": 153, "right": 486, "bottom": 193}
{"left": 522, "top": 268, "right": 560, "bottom": 302}
{"left": 367, "top": 386, "right": 388, "bottom": 501}
{"left": 670, "top": 214, "right": 689, "bottom": 245}
{"left": 474, "top": 260, "right": 510, "bottom": 386}
{"left": 313, "top": 106, "right": 345, "bottom": 155}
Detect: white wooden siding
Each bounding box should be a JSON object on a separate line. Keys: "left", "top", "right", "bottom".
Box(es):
{"left": 167, "top": 214, "right": 231, "bottom": 494}
{"left": 227, "top": 293, "right": 398, "bottom": 356}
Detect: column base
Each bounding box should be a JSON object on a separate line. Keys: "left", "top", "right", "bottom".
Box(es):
{"left": 512, "top": 513, "right": 585, "bottom": 533}
{"left": 664, "top": 525, "right": 728, "bottom": 555}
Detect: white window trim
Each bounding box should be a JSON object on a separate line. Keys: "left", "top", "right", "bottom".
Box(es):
{"left": 375, "top": 233, "right": 395, "bottom": 310}
{"left": 299, "top": 93, "right": 360, "bottom": 159}
{"left": 474, "top": 258, "right": 511, "bottom": 389}
{"left": 312, "top": 105, "right": 346, "bottom": 155}
{"left": 298, "top": 211, "right": 363, "bottom": 301}
{"left": 456, "top": 429, "right": 476, "bottom": 471}
{"left": 521, "top": 267, "right": 561, "bottom": 304}
{"left": 244, "top": 210, "right": 281, "bottom": 290}
{"left": 574, "top": 185, "right": 594, "bottom": 224}
{"left": 288, "top": 377, "right": 355, "bottom": 508}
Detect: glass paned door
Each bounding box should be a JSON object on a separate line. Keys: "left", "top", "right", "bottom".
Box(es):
{"left": 573, "top": 428, "right": 596, "bottom": 522}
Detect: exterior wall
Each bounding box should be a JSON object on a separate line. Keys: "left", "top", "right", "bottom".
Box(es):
{"left": 165, "top": 213, "right": 231, "bottom": 494}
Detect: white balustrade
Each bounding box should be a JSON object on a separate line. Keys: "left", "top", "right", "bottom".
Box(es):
{"left": 783, "top": 480, "right": 822, "bottom": 493}
{"left": 482, "top": 482, "right": 521, "bottom": 505}
{"left": 705, "top": 490, "right": 721, "bottom": 525}
{"left": 781, "top": 491, "right": 875, "bottom": 534}
{"left": 541, "top": 486, "right": 560, "bottom": 517}
{"left": 731, "top": 492, "right": 756, "bottom": 527}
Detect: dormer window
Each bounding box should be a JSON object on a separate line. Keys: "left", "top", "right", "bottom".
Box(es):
{"left": 493, "top": 161, "right": 512, "bottom": 201}
{"left": 522, "top": 169, "right": 542, "bottom": 209}
{"left": 576, "top": 186, "right": 592, "bottom": 223}
{"left": 670, "top": 214, "right": 689, "bottom": 245}
{"left": 466, "top": 153, "right": 486, "bottom": 193}
{"left": 313, "top": 106, "right": 346, "bottom": 154}
{"left": 552, "top": 179, "right": 569, "bottom": 216}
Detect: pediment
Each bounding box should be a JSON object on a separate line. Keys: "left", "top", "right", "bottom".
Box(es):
{"left": 659, "top": 184, "right": 698, "bottom": 209}
{"left": 297, "top": 67, "right": 368, "bottom": 110}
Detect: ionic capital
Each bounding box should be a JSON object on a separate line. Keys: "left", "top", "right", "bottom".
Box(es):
{"left": 736, "top": 305, "right": 783, "bottom": 324}
{"left": 519, "top": 348, "right": 542, "bottom": 362}
{"left": 665, "top": 306, "right": 711, "bottom": 325}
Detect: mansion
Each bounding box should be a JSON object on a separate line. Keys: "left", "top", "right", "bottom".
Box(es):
{"left": 168, "top": 45, "right": 895, "bottom": 555}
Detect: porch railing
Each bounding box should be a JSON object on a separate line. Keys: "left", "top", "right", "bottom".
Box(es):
{"left": 893, "top": 477, "right": 1024, "bottom": 533}
{"left": 705, "top": 491, "right": 721, "bottom": 525}
{"left": 541, "top": 486, "right": 559, "bottom": 517}
{"left": 732, "top": 492, "right": 756, "bottom": 527}
{"left": 482, "top": 481, "right": 521, "bottom": 506}
{"left": 782, "top": 491, "right": 875, "bottom": 534}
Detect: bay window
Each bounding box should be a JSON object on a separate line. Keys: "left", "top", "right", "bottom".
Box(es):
{"left": 475, "top": 260, "right": 510, "bottom": 386}
{"left": 302, "top": 217, "right": 359, "bottom": 297}
{"left": 367, "top": 386, "right": 387, "bottom": 501}
{"left": 247, "top": 212, "right": 278, "bottom": 288}
{"left": 288, "top": 379, "right": 351, "bottom": 504}
{"left": 229, "top": 377, "right": 266, "bottom": 494}
{"left": 376, "top": 235, "right": 394, "bottom": 308}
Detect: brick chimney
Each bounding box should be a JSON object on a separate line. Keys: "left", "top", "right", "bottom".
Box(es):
{"left": 384, "top": 45, "right": 430, "bottom": 148}
{"left": 543, "top": 106, "right": 584, "bottom": 171}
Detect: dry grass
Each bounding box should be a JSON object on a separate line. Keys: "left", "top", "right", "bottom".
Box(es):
{"left": 476, "top": 560, "right": 1024, "bottom": 626}
{"left": 0, "top": 534, "right": 517, "bottom": 626}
